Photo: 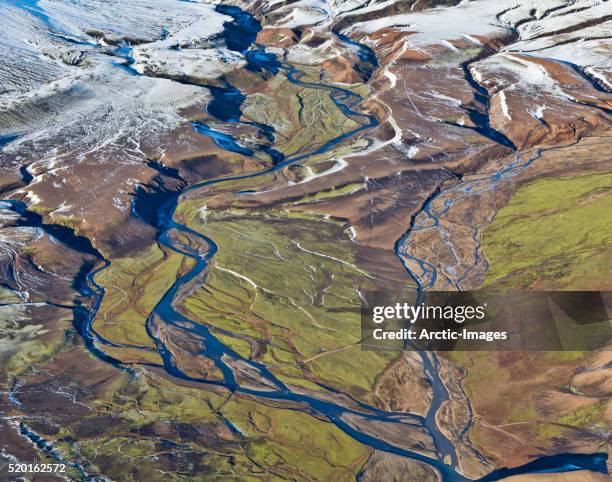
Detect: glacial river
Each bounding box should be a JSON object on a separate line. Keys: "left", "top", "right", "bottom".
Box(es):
{"left": 86, "top": 5, "right": 607, "bottom": 481}
{"left": 5, "top": 1, "right": 605, "bottom": 480}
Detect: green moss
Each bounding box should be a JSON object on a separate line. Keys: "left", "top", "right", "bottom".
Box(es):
{"left": 559, "top": 401, "right": 607, "bottom": 429}
{"left": 242, "top": 73, "right": 360, "bottom": 158}
{"left": 176, "top": 208, "right": 392, "bottom": 401}
{"left": 0, "top": 286, "right": 23, "bottom": 304}
{"left": 483, "top": 172, "right": 612, "bottom": 289}
{"left": 507, "top": 404, "right": 537, "bottom": 424}
{"left": 213, "top": 332, "right": 253, "bottom": 359}
{"left": 289, "top": 182, "right": 366, "bottom": 205}
{"left": 222, "top": 396, "right": 370, "bottom": 481}
{"left": 0, "top": 318, "right": 70, "bottom": 375}
{"left": 534, "top": 422, "right": 566, "bottom": 440}
{"left": 62, "top": 372, "right": 370, "bottom": 481}
{"left": 543, "top": 351, "right": 586, "bottom": 363}
{"left": 94, "top": 243, "right": 190, "bottom": 351}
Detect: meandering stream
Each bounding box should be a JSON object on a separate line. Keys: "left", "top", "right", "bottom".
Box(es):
{"left": 83, "top": 6, "right": 471, "bottom": 480}
{"left": 6, "top": 2, "right": 607, "bottom": 480}
{"left": 84, "top": 5, "right": 607, "bottom": 481}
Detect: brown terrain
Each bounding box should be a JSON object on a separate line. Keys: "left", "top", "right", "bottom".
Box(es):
{"left": 0, "top": 0, "right": 610, "bottom": 481}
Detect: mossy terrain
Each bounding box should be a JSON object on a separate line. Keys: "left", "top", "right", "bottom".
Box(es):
{"left": 221, "top": 396, "right": 370, "bottom": 481}
{"left": 287, "top": 181, "right": 366, "bottom": 205}
{"left": 18, "top": 366, "right": 372, "bottom": 482}
{"left": 1, "top": 43, "right": 395, "bottom": 481}
{"left": 175, "top": 202, "right": 395, "bottom": 400}
{"left": 450, "top": 171, "right": 612, "bottom": 457}
{"left": 94, "top": 243, "right": 194, "bottom": 357}
{"left": 3, "top": 298, "right": 372, "bottom": 481}
{"left": 242, "top": 73, "right": 360, "bottom": 157}
{"left": 0, "top": 306, "right": 72, "bottom": 376}
{"left": 8, "top": 183, "right": 392, "bottom": 480}
{"left": 449, "top": 351, "right": 608, "bottom": 450}
{"left": 558, "top": 400, "right": 607, "bottom": 429}
{"left": 482, "top": 171, "right": 612, "bottom": 289}
{"left": 0, "top": 285, "right": 24, "bottom": 304}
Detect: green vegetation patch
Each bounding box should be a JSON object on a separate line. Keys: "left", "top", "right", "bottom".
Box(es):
{"left": 222, "top": 395, "right": 370, "bottom": 481}
{"left": 242, "top": 73, "right": 360, "bottom": 157}
{"left": 289, "top": 181, "right": 366, "bottom": 205}
{"left": 176, "top": 203, "right": 393, "bottom": 401}
{"left": 49, "top": 369, "right": 370, "bottom": 481}
{"left": 482, "top": 171, "right": 612, "bottom": 289}
{"left": 94, "top": 243, "right": 192, "bottom": 351}
{"left": 559, "top": 400, "right": 607, "bottom": 429}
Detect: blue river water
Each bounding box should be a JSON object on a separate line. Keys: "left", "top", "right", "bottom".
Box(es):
{"left": 0, "top": 134, "right": 20, "bottom": 148}
{"left": 6, "top": 1, "right": 604, "bottom": 480}
{"left": 133, "top": 7, "right": 606, "bottom": 481}
{"left": 395, "top": 144, "right": 609, "bottom": 478}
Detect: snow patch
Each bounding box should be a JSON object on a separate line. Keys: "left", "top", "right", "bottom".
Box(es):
{"left": 429, "top": 90, "right": 462, "bottom": 107}
{"left": 528, "top": 104, "right": 546, "bottom": 120}
{"left": 272, "top": 0, "right": 331, "bottom": 28}
{"left": 290, "top": 158, "right": 349, "bottom": 186}
{"left": 384, "top": 68, "right": 397, "bottom": 89}
{"left": 498, "top": 90, "right": 511, "bottom": 120}
{"left": 343, "top": 0, "right": 509, "bottom": 47}
{"left": 585, "top": 67, "right": 612, "bottom": 90}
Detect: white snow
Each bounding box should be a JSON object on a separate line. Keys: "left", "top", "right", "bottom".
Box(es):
{"left": 586, "top": 67, "right": 612, "bottom": 90}
{"left": 514, "top": 1, "right": 611, "bottom": 42}
{"left": 384, "top": 68, "right": 397, "bottom": 89}
{"left": 272, "top": 0, "right": 331, "bottom": 28}
{"left": 527, "top": 104, "right": 546, "bottom": 120}
{"left": 406, "top": 146, "right": 419, "bottom": 158}
{"left": 288, "top": 158, "right": 349, "bottom": 186}
{"left": 470, "top": 65, "right": 483, "bottom": 83}
{"left": 343, "top": 0, "right": 510, "bottom": 46}
{"left": 473, "top": 52, "right": 573, "bottom": 102}
{"left": 35, "top": 0, "right": 220, "bottom": 43}
{"left": 498, "top": 90, "right": 511, "bottom": 120}
{"left": 286, "top": 38, "right": 337, "bottom": 65}
{"left": 0, "top": 0, "right": 219, "bottom": 179}
{"left": 133, "top": 47, "right": 246, "bottom": 80}
{"left": 131, "top": 5, "right": 244, "bottom": 81}
{"left": 500, "top": 1, "right": 611, "bottom": 81}
{"left": 328, "top": 0, "right": 398, "bottom": 18}
{"left": 387, "top": 114, "right": 403, "bottom": 146}
{"left": 462, "top": 34, "right": 483, "bottom": 46}
{"left": 429, "top": 90, "right": 463, "bottom": 107}
{"left": 348, "top": 225, "right": 358, "bottom": 244}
